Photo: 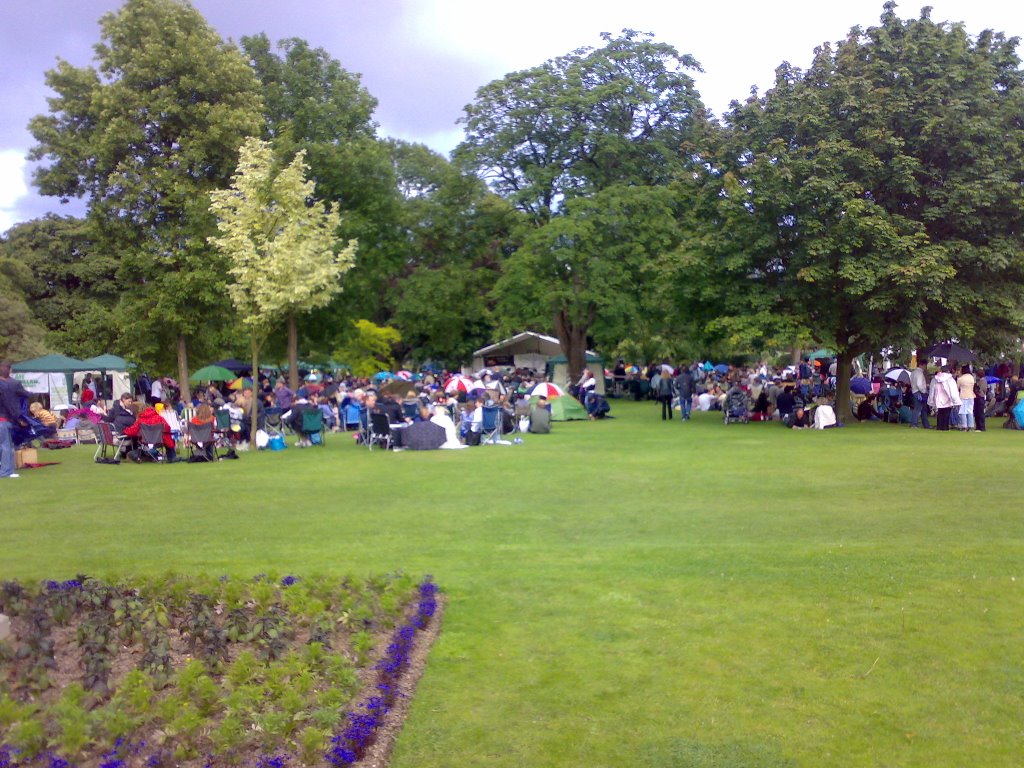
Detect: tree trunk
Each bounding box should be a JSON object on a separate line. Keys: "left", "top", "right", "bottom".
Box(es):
{"left": 553, "top": 310, "right": 588, "bottom": 387}
{"left": 250, "top": 336, "right": 260, "bottom": 448}
{"left": 287, "top": 312, "right": 299, "bottom": 391}
{"left": 791, "top": 345, "right": 802, "bottom": 365}
{"left": 834, "top": 350, "right": 853, "bottom": 423}
{"left": 177, "top": 334, "right": 190, "bottom": 404}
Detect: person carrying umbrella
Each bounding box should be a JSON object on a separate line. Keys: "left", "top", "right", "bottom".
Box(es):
{"left": 909, "top": 359, "right": 931, "bottom": 429}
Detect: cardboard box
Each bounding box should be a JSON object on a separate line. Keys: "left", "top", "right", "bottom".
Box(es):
{"left": 15, "top": 448, "right": 38, "bottom": 469}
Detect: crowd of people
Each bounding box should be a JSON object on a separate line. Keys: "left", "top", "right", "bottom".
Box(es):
{"left": 634, "top": 356, "right": 1024, "bottom": 432}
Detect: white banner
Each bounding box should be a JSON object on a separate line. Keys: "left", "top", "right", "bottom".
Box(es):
{"left": 13, "top": 372, "right": 48, "bottom": 394}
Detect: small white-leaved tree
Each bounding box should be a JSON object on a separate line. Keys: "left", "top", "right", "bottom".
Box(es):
{"left": 209, "top": 137, "right": 356, "bottom": 445}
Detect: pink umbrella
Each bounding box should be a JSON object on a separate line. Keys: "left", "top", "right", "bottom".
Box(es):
{"left": 396, "top": 370, "right": 413, "bottom": 381}
{"left": 530, "top": 382, "right": 565, "bottom": 398}
{"left": 444, "top": 375, "right": 475, "bottom": 394}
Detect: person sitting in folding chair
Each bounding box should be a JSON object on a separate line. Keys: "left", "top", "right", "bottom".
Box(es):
{"left": 285, "top": 397, "right": 320, "bottom": 447}
{"left": 123, "top": 405, "right": 179, "bottom": 462}
{"left": 187, "top": 404, "right": 218, "bottom": 461}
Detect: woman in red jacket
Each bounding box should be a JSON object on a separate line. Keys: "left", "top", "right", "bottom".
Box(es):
{"left": 123, "top": 406, "right": 179, "bottom": 462}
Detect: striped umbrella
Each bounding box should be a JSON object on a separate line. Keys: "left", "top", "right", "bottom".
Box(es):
{"left": 530, "top": 382, "right": 565, "bottom": 398}
{"left": 396, "top": 370, "right": 414, "bottom": 381}
{"left": 444, "top": 375, "right": 475, "bottom": 394}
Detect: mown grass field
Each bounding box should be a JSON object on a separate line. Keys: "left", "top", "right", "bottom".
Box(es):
{"left": 2, "top": 401, "right": 1022, "bottom": 767}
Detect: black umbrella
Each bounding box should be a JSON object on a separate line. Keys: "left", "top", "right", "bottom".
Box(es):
{"left": 920, "top": 342, "right": 977, "bottom": 363}
{"left": 403, "top": 421, "right": 446, "bottom": 450}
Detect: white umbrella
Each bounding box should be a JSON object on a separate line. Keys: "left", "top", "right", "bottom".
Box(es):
{"left": 530, "top": 382, "right": 565, "bottom": 398}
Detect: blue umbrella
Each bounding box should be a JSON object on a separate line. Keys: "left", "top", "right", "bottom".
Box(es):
{"left": 850, "top": 376, "right": 871, "bottom": 395}
{"left": 714, "top": 363, "right": 730, "bottom": 374}
{"left": 373, "top": 371, "right": 395, "bottom": 381}
{"left": 986, "top": 375, "right": 1001, "bottom": 384}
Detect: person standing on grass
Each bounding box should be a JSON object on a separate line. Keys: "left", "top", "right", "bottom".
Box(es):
{"left": 675, "top": 366, "right": 695, "bottom": 421}
{"left": 0, "top": 360, "right": 29, "bottom": 479}
{"left": 928, "top": 365, "right": 961, "bottom": 431}
{"left": 974, "top": 375, "right": 987, "bottom": 432}
{"left": 957, "top": 366, "right": 976, "bottom": 432}
{"left": 909, "top": 359, "right": 931, "bottom": 429}
{"left": 656, "top": 368, "right": 675, "bottom": 421}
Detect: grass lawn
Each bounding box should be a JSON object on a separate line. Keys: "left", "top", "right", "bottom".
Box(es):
{"left": 2, "top": 401, "right": 1022, "bottom": 767}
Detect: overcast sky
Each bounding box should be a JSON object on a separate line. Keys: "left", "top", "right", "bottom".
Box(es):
{"left": 3, "top": 0, "right": 1023, "bottom": 233}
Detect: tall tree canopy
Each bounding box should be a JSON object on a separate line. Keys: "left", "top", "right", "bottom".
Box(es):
{"left": 209, "top": 137, "right": 354, "bottom": 443}
{"left": 456, "top": 30, "right": 707, "bottom": 377}
{"left": 675, "top": 2, "right": 1024, "bottom": 412}
{"left": 456, "top": 29, "right": 706, "bottom": 223}
{"left": 28, "top": 0, "right": 263, "bottom": 397}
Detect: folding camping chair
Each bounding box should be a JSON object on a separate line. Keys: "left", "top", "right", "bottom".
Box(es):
{"left": 480, "top": 405, "right": 502, "bottom": 444}
{"left": 367, "top": 412, "right": 393, "bottom": 451}
{"left": 186, "top": 421, "right": 218, "bottom": 462}
{"left": 137, "top": 422, "right": 169, "bottom": 462}
{"left": 300, "top": 409, "right": 326, "bottom": 446}
{"left": 93, "top": 421, "right": 127, "bottom": 463}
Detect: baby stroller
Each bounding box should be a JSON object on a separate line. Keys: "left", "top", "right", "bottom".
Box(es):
{"left": 12, "top": 407, "right": 54, "bottom": 448}
{"left": 722, "top": 388, "right": 749, "bottom": 425}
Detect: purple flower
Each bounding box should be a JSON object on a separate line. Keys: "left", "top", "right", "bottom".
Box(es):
{"left": 280, "top": 575, "right": 299, "bottom": 588}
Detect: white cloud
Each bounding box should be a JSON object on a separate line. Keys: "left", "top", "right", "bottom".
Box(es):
{"left": 410, "top": 0, "right": 1024, "bottom": 117}
{"left": 0, "top": 149, "right": 29, "bottom": 234}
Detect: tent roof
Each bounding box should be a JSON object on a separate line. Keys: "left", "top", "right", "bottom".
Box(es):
{"left": 547, "top": 352, "right": 603, "bottom": 364}
{"left": 473, "top": 332, "right": 563, "bottom": 358}
{"left": 79, "top": 354, "right": 131, "bottom": 371}
{"left": 11, "top": 353, "right": 89, "bottom": 373}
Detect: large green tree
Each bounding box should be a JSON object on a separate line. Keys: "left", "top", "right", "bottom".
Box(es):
{"left": 28, "top": 0, "right": 263, "bottom": 399}
{"left": 0, "top": 215, "right": 119, "bottom": 358}
{"left": 456, "top": 30, "right": 707, "bottom": 376}
{"left": 242, "top": 34, "right": 404, "bottom": 381}
{"left": 676, "top": 3, "right": 1024, "bottom": 414}
{"left": 209, "top": 137, "right": 355, "bottom": 443}
{"left": 388, "top": 140, "right": 522, "bottom": 367}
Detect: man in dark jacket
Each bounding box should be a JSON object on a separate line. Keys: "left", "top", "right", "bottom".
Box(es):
{"left": 674, "top": 367, "right": 695, "bottom": 421}
{"left": 106, "top": 393, "right": 137, "bottom": 432}
{"left": 0, "top": 360, "right": 30, "bottom": 478}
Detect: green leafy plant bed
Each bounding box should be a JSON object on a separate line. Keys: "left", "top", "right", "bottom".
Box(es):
{"left": 0, "top": 573, "right": 441, "bottom": 767}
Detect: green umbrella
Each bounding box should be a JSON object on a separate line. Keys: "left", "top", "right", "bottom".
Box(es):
{"left": 189, "top": 364, "right": 236, "bottom": 382}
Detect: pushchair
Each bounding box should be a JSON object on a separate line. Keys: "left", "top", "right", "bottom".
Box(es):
{"left": 722, "top": 389, "right": 749, "bottom": 425}
{"left": 12, "top": 408, "right": 54, "bottom": 448}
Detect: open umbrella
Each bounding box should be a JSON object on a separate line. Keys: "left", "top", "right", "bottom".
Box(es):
{"left": 189, "top": 365, "right": 235, "bottom": 382}
{"left": 713, "top": 363, "right": 730, "bottom": 374}
{"left": 985, "top": 375, "right": 1001, "bottom": 384}
{"left": 381, "top": 379, "right": 414, "bottom": 397}
{"left": 626, "top": 365, "right": 640, "bottom": 375}
{"left": 884, "top": 367, "right": 911, "bottom": 385}
{"left": 530, "top": 382, "right": 565, "bottom": 398}
{"left": 444, "top": 375, "right": 474, "bottom": 394}
{"left": 920, "top": 342, "right": 977, "bottom": 362}
{"left": 395, "top": 370, "right": 413, "bottom": 381}
{"left": 228, "top": 376, "right": 253, "bottom": 390}
{"left": 373, "top": 371, "right": 395, "bottom": 381}
{"left": 850, "top": 376, "right": 872, "bottom": 395}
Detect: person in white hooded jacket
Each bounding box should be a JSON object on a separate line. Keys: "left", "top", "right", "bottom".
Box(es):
{"left": 927, "top": 366, "right": 962, "bottom": 431}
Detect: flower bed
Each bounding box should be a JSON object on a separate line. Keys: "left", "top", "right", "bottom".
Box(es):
{"left": 0, "top": 574, "right": 440, "bottom": 767}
